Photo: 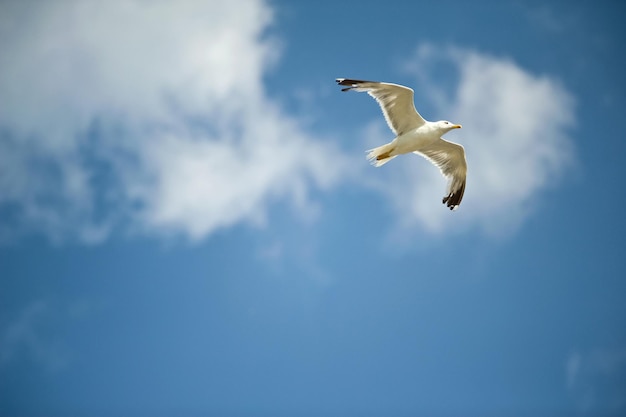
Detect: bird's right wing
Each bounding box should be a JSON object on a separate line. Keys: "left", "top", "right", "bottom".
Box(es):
{"left": 414, "top": 139, "right": 467, "bottom": 210}
{"left": 336, "top": 78, "right": 426, "bottom": 135}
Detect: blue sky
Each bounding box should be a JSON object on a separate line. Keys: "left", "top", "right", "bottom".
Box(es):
{"left": 1, "top": 1, "right": 625, "bottom": 416}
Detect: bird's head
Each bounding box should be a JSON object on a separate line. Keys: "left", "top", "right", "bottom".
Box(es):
{"left": 438, "top": 120, "right": 462, "bottom": 131}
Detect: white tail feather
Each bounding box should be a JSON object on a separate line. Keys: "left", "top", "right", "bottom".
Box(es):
{"left": 366, "top": 143, "right": 397, "bottom": 167}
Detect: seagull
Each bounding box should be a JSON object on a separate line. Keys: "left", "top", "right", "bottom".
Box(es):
{"left": 337, "top": 78, "right": 467, "bottom": 210}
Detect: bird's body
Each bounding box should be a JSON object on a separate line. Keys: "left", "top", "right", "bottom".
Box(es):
{"left": 336, "top": 78, "right": 467, "bottom": 210}
{"left": 371, "top": 122, "right": 448, "bottom": 162}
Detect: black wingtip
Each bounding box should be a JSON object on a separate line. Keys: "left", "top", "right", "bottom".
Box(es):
{"left": 442, "top": 182, "right": 466, "bottom": 210}
{"left": 337, "top": 78, "right": 372, "bottom": 92}
{"left": 336, "top": 78, "right": 352, "bottom": 92}
{"left": 336, "top": 78, "right": 371, "bottom": 86}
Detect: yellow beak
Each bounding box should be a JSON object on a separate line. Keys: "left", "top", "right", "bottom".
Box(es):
{"left": 453, "top": 124, "right": 462, "bottom": 129}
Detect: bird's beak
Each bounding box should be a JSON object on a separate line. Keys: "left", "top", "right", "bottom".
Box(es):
{"left": 453, "top": 124, "right": 462, "bottom": 129}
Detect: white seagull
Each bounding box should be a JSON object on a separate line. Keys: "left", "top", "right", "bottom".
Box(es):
{"left": 337, "top": 78, "right": 467, "bottom": 210}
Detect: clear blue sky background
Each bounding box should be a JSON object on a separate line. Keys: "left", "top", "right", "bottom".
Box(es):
{"left": 1, "top": 1, "right": 625, "bottom": 416}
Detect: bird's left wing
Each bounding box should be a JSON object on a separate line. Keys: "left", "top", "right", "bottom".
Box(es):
{"left": 414, "top": 139, "right": 467, "bottom": 210}
{"left": 336, "top": 78, "right": 426, "bottom": 135}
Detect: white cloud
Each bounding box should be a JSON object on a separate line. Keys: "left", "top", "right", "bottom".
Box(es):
{"left": 0, "top": 0, "right": 348, "bottom": 243}
{"left": 123, "top": 116, "right": 343, "bottom": 240}
{"left": 0, "top": 4, "right": 576, "bottom": 244}
{"left": 364, "top": 44, "right": 576, "bottom": 237}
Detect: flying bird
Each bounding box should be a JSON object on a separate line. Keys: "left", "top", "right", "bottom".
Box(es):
{"left": 337, "top": 78, "right": 467, "bottom": 210}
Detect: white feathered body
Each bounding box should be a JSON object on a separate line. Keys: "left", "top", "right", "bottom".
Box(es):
{"left": 367, "top": 122, "right": 442, "bottom": 167}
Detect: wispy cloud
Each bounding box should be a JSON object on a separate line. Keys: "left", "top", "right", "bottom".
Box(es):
{"left": 0, "top": 300, "right": 70, "bottom": 372}
{"left": 566, "top": 348, "right": 626, "bottom": 412}
{"left": 567, "top": 351, "right": 582, "bottom": 388}
{"left": 0, "top": 0, "right": 349, "bottom": 243}
{"left": 363, "top": 43, "right": 576, "bottom": 238}
{"left": 519, "top": 2, "right": 583, "bottom": 35}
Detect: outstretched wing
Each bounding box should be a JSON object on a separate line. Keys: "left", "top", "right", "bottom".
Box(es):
{"left": 336, "top": 78, "right": 426, "bottom": 135}
{"left": 414, "top": 139, "right": 467, "bottom": 210}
